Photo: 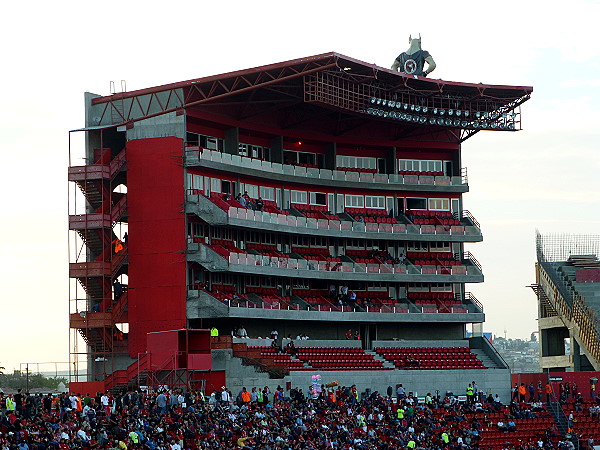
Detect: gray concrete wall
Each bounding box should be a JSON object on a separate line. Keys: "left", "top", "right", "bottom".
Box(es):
{"left": 127, "top": 112, "right": 185, "bottom": 140}
{"left": 217, "top": 346, "right": 512, "bottom": 403}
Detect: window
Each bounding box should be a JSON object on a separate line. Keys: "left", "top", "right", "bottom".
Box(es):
{"left": 406, "top": 198, "right": 427, "bottom": 210}
{"left": 205, "top": 136, "right": 219, "bottom": 150}
{"left": 399, "top": 159, "right": 444, "bottom": 172}
{"left": 239, "top": 143, "right": 270, "bottom": 160}
{"left": 262, "top": 277, "right": 276, "bottom": 287}
{"left": 284, "top": 150, "right": 316, "bottom": 166}
{"left": 365, "top": 196, "right": 385, "bottom": 209}
{"left": 367, "top": 282, "right": 387, "bottom": 291}
{"left": 245, "top": 184, "right": 259, "bottom": 198}
{"left": 309, "top": 236, "right": 328, "bottom": 247}
{"left": 345, "top": 195, "right": 364, "bottom": 208}
{"left": 211, "top": 178, "right": 221, "bottom": 193}
{"left": 310, "top": 192, "right": 327, "bottom": 206}
{"left": 260, "top": 186, "right": 274, "bottom": 201}
{"left": 407, "top": 241, "right": 428, "bottom": 251}
{"left": 428, "top": 198, "right": 450, "bottom": 211}
{"left": 336, "top": 155, "right": 377, "bottom": 170}
{"left": 291, "top": 190, "right": 308, "bottom": 204}
{"left": 298, "top": 152, "right": 316, "bottom": 166}
{"left": 430, "top": 242, "right": 451, "bottom": 252}
{"left": 430, "top": 284, "right": 453, "bottom": 292}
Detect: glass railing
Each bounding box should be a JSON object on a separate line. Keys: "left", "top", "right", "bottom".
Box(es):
{"left": 224, "top": 250, "right": 471, "bottom": 276}
{"left": 185, "top": 147, "right": 467, "bottom": 187}
{"left": 188, "top": 288, "right": 479, "bottom": 315}
{"left": 227, "top": 206, "right": 470, "bottom": 236}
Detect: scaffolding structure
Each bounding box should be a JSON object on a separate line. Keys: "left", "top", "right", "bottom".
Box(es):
{"left": 536, "top": 232, "right": 600, "bottom": 263}
{"left": 68, "top": 129, "right": 129, "bottom": 384}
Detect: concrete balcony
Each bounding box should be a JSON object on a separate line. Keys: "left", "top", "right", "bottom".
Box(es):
{"left": 186, "top": 194, "right": 483, "bottom": 243}
{"left": 187, "top": 243, "right": 484, "bottom": 283}
{"left": 184, "top": 148, "right": 469, "bottom": 193}
{"left": 186, "top": 289, "right": 485, "bottom": 323}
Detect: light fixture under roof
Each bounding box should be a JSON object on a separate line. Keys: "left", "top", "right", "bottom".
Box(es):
{"left": 419, "top": 116, "right": 426, "bottom": 123}
{"left": 403, "top": 103, "right": 409, "bottom": 110}
{"left": 456, "top": 110, "right": 462, "bottom": 117}
{"left": 445, "top": 118, "right": 452, "bottom": 126}
{"left": 415, "top": 105, "right": 421, "bottom": 112}
{"left": 370, "top": 97, "right": 377, "bottom": 104}
{"left": 433, "top": 108, "right": 438, "bottom": 114}
{"left": 437, "top": 118, "right": 444, "bottom": 125}
{"left": 376, "top": 98, "right": 382, "bottom": 105}
{"left": 382, "top": 100, "right": 388, "bottom": 106}
{"left": 448, "top": 109, "right": 454, "bottom": 116}
{"left": 389, "top": 101, "right": 396, "bottom": 108}
{"left": 440, "top": 109, "right": 445, "bottom": 116}
{"left": 422, "top": 106, "right": 428, "bottom": 113}
{"left": 429, "top": 118, "right": 436, "bottom": 124}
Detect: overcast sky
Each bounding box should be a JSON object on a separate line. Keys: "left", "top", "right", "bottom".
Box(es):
{"left": 1, "top": 0, "right": 599, "bottom": 372}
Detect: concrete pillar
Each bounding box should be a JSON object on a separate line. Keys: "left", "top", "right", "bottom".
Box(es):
{"left": 270, "top": 136, "right": 284, "bottom": 163}
{"left": 324, "top": 142, "right": 336, "bottom": 170}
{"left": 224, "top": 127, "right": 239, "bottom": 155}
{"left": 386, "top": 147, "right": 397, "bottom": 174}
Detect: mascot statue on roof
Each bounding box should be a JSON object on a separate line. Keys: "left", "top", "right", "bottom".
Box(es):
{"left": 391, "top": 34, "right": 436, "bottom": 77}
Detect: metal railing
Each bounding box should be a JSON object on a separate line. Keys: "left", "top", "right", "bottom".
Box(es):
{"left": 226, "top": 205, "right": 471, "bottom": 237}
{"left": 184, "top": 146, "right": 468, "bottom": 187}
{"left": 463, "top": 251, "right": 482, "bottom": 272}
{"left": 461, "top": 210, "right": 480, "bottom": 229}
{"left": 189, "top": 289, "right": 480, "bottom": 315}
{"left": 537, "top": 264, "right": 600, "bottom": 369}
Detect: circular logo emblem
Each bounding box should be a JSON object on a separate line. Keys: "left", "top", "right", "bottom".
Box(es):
{"left": 404, "top": 59, "right": 417, "bottom": 74}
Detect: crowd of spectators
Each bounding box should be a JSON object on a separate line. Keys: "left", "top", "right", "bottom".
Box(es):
{"left": 0, "top": 383, "right": 591, "bottom": 449}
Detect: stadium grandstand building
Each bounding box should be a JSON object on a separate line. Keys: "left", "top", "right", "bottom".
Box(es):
{"left": 533, "top": 233, "right": 600, "bottom": 372}
{"left": 68, "top": 52, "right": 531, "bottom": 397}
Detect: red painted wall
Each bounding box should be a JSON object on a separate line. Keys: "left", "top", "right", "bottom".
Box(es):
{"left": 192, "top": 370, "right": 226, "bottom": 394}
{"left": 69, "top": 380, "right": 105, "bottom": 395}
{"left": 127, "top": 137, "right": 187, "bottom": 358}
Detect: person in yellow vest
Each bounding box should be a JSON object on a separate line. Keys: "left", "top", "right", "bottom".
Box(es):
{"left": 6, "top": 396, "right": 15, "bottom": 412}
{"left": 397, "top": 406, "right": 405, "bottom": 420}
{"left": 128, "top": 430, "right": 139, "bottom": 445}
{"left": 441, "top": 431, "right": 450, "bottom": 446}
{"left": 466, "top": 384, "right": 474, "bottom": 404}
{"left": 210, "top": 327, "right": 219, "bottom": 337}
{"left": 407, "top": 439, "right": 416, "bottom": 448}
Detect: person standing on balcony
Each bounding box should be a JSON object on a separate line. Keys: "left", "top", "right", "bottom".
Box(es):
{"left": 210, "top": 327, "right": 219, "bottom": 337}
{"left": 545, "top": 382, "right": 553, "bottom": 403}
{"left": 270, "top": 328, "right": 278, "bottom": 341}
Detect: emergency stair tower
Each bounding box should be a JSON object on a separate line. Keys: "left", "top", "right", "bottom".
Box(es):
{"left": 68, "top": 145, "right": 129, "bottom": 379}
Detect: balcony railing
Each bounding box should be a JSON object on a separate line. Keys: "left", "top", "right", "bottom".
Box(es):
{"left": 185, "top": 146, "right": 468, "bottom": 187}
{"left": 226, "top": 206, "right": 471, "bottom": 237}
{"left": 189, "top": 288, "right": 482, "bottom": 315}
